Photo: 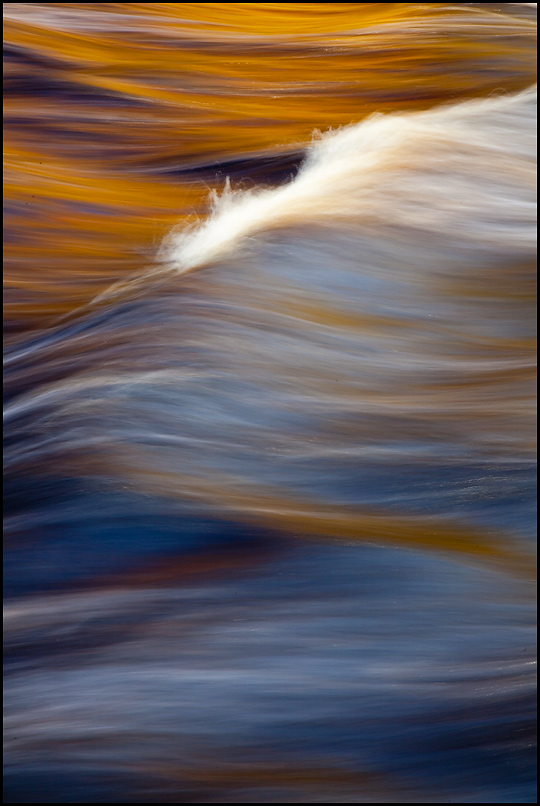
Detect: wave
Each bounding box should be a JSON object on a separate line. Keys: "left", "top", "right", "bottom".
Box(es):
{"left": 4, "top": 2, "right": 537, "bottom": 329}
{"left": 3, "top": 4, "right": 537, "bottom": 804}
{"left": 6, "top": 84, "right": 536, "bottom": 562}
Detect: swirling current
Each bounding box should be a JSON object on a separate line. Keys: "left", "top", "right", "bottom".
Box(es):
{"left": 3, "top": 4, "right": 537, "bottom": 803}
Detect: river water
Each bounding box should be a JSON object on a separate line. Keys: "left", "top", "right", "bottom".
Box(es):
{"left": 3, "top": 4, "right": 537, "bottom": 803}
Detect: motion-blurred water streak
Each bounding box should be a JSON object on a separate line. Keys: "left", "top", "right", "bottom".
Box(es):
{"left": 3, "top": 3, "right": 537, "bottom": 803}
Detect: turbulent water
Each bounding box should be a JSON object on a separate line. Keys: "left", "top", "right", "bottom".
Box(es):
{"left": 3, "top": 4, "right": 537, "bottom": 804}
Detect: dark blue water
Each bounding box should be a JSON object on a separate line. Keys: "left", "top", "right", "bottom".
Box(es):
{"left": 3, "top": 3, "right": 536, "bottom": 803}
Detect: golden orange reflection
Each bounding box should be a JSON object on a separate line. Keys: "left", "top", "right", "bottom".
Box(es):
{"left": 4, "top": 3, "right": 536, "bottom": 328}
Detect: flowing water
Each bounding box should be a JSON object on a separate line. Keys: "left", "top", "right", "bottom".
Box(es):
{"left": 3, "top": 4, "right": 537, "bottom": 803}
